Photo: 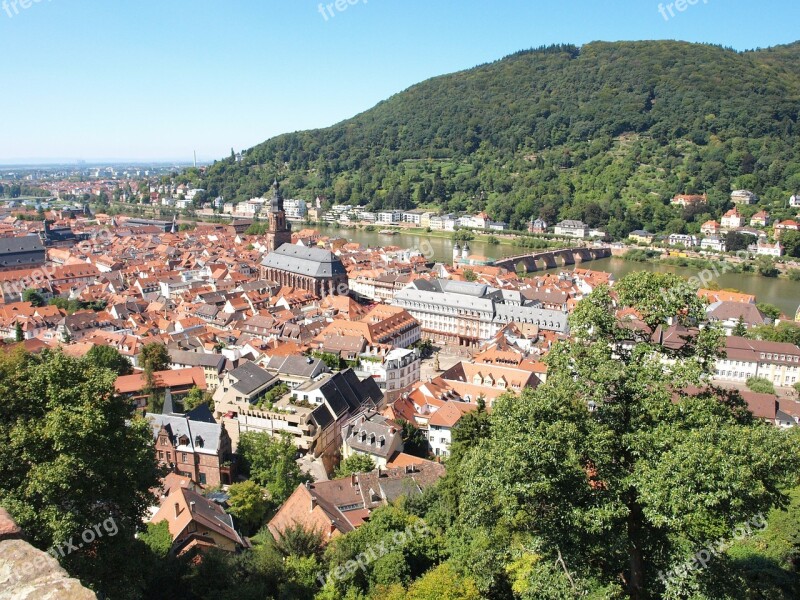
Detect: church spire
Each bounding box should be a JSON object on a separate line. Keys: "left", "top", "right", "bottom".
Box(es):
{"left": 265, "top": 179, "right": 291, "bottom": 251}
{"left": 270, "top": 179, "right": 284, "bottom": 213}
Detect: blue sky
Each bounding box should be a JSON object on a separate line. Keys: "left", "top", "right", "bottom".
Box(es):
{"left": 0, "top": 0, "right": 797, "bottom": 164}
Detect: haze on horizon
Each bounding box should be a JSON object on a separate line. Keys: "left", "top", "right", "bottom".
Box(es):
{"left": 0, "top": 0, "right": 797, "bottom": 164}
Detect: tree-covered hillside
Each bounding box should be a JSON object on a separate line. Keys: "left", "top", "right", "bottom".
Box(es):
{"left": 198, "top": 40, "right": 800, "bottom": 237}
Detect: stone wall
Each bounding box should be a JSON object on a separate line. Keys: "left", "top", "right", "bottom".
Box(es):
{"left": 0, "top": 508, "right": 96, "bottom": 600}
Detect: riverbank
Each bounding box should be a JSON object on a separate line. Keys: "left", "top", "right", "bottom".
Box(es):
{"left": 621, "top": 248, "right": 800, "bottom": 282}
{"left": 103, "top": 204, "right": 800, "bottom": 316}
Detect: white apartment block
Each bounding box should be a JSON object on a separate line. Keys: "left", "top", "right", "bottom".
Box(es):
{"left": 283, "top": 199, "right": 307, "bottom": 219}
{"left": 377, "top": 211, "right": 402, "bottom": 224}
{"left": 714, "top": 337, "right": 800, "bottom": 388}
{"left": 748, "top": 240, "right": 783, "bottom": 257}
{"left": 393, "top": 279, "right": 569, "bottom": 346}
{"left": 357, "top": 348, "right": 420, "bottom": 396}
{"left": 554, "top": 220, "right": 589, "bottom": 238}
{"left": 668, "top": 234, "right": 699, "bottom": 248}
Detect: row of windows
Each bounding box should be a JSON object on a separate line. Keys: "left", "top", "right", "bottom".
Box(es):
{"left": 717, "top": 370, "right": 798, "bottom": 385}
{"left": 159, "top": 451, "right": 190, "bottom": 463}
{"left": 759, "top": 353, "right": 799, "bottom": 363}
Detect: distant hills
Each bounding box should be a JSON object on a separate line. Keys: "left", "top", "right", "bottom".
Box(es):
{"left": 198, "top": 40, "right": 800, "bottom": 237}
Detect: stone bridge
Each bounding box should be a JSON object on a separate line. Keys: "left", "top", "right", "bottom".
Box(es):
{"left": 494, "top": 246, "right": 612, "bottom": 273}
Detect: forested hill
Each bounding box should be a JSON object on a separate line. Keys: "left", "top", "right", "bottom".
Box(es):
{"left": 198, "top": 40, "right": 800, "bottom": 237}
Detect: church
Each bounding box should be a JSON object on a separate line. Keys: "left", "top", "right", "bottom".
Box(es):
{"left": 260, "top": 181, "right": 348, "bottom": 297}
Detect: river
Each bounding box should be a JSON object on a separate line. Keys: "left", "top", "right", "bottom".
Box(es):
{"left": 318, "top": 225, "right": 800, "bottom": 318}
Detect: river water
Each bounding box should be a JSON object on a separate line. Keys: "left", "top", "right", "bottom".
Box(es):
{"left": 319, "top": 225, "right": 800, "bottom": 318}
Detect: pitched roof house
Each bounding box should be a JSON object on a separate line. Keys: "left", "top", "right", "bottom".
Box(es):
{"left": 268, "top": 461, "right": 444, "bottom": 543}
{"left": 151, "top": 487, "right": 247, "bottom": 555}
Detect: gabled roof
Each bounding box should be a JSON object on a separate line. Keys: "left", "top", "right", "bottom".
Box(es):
{"left": 154, "top": 487, "right": 244, "bottom": 549}
{"left": 260, "top": 244, "right": 346, "bottom": 278}
{"left": 265, "top": 354, "right": 327, "bottom": 378}
{"left": 0, "top": 235, "right": 44, "bottom": 253}
{"left": 429, "top": 401, "right": 477, "bottom": 428}
{"left": 309, "top": 370, "right": 383, "bottom": 429}
{"left": 147, "top": 413, "right": 224, "bottom": 455}
{"left": 229, "top": 361, "right": 276, "bottom": 396}
{"left": 115, "top": 367, "right": 206, "bottom": 394}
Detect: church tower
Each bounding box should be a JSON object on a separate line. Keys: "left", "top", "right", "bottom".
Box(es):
{"left": 265, "top": 179, "right": 292, "bottom": 251}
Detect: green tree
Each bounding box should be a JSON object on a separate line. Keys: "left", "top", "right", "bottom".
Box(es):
{"left": 719, "top": 485, "right": 800, "bottom": 597}
{"left": 237, "top": 432, "right": 309, "bottom": 505}
{"left": 449, "top": 398, "right": 490, "bottom": 464}
{"left": 322, "top": 506, "right": 437, "bottom": 597}
{"left": 182, "top": 386, "right": 213, "bottom": 412}
{"left": 0, "top": 348, "right": 161, "bottom": 596}
{"left": 335, "top": 453, "right": 376, "bottom": 478}
{"left": 398, "top": 419, "right": 429, "bottom": 458}
{"left": 455, "top": 272, "right": 800, "bottom": 599}
{"left": 749, "top": 322, "right": 800, "bottom": 345}
{"left": 405, "top": 563, "right": 480, "bottom": 600}
{"left": 138, "top": 520, "right": 173, "bottom": 559}
{"left": 140, "top": 342, "right": 171, "bottom": 406}
{"left": 313, "top": 351, "right": 344, "bottom": 371}
{"left": 139, "top": 342, "right": 171, "bottom": 373}
{"left": 756, "top": 256, "right": 779, "bottom": 278}
{"left": 746, "top": 377, "right": 776, "bottom": 395}
{"left": 757, "top": 302, "right": 783, "bottom": 322}
{"left": 14, "top": 321, "right": 23, "bottom": 342}
{"left": 732, "top": 315, "right": 748, "bottom": 337}
{"left": 781, "top": 230, "right": 800, "bottom": 258}
{"left": 85, "top": 344, "right": 133, "bottom": 376}
{"left": 49, "top": 297, "right": 81, "bottom": 314}
{"left": 227, "top": 480, "right": 269, "bottom": 536}
{"left": 463, "top": 268, "right": 478, "bottom": 282}
{"left": 273, "top": 521, "right": 324, "bottom": 558}
{"left": 452, "top": 230, "right": 474, "bottom": 242}
{"left": 22, "top": 288, "right": 45, "bottom": 307}
{"left": 726, "top": 230, "right": 756, "bottom": 252}
{"left": 412, "top": 339, "right": 434, "bottom": 359}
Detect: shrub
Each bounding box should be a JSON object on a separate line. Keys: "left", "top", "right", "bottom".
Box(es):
{"left": 747, "top": 377, "right": 776, "bottom": 395}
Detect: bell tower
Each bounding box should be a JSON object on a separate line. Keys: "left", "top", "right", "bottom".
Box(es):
{"left": 265, "top": 180, "right": 292, "bottom": 251}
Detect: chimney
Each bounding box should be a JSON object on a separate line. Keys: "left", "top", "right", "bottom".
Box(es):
{"left": 190, "top": 501, "right": 196, "bottom": 513}
{"left": 351, "top": 473, "right": 357, "bottom": 486}
{"left": 310, "top": 496, "right": 317, "bottom": 512}
{"left": 174, "top": 502, "right": 181, "bottom": 518}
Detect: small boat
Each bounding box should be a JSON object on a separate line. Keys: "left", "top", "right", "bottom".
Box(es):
{"left": 379, "top": 229, "right": 399, "bottom": 235}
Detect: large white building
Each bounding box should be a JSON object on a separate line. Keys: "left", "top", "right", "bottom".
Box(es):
{"left": 377, "top": 211, "right": 402, "bottom": 224}
{"left": 714, "top": 337, "right": 800, "bottom": 388}
{"left": 668, "top": 234, "right": 699, "bottom": 248}
{"left": 357, "top": 348, "right": 421, "bottom": 398}
{"left": 392, "top": 279, "right": 569, "bottom": 347}
{"left": 748, "top": 240, "right": 783, "bottom": 257}
{"left": 731, "top": 190, "right": 757, "bottom": 205}
{"left": 283, "top": 199, "right": 307, "bottom": 219}
{"left": 701, "top": 236, "right": 726, "bottom": 252}
{"left": 554, "top": 220, "right": 589, "bottom": 238}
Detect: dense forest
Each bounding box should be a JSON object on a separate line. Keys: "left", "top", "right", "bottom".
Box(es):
{"left": 194, "top": 40, "right": 800, "bottom": 238}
